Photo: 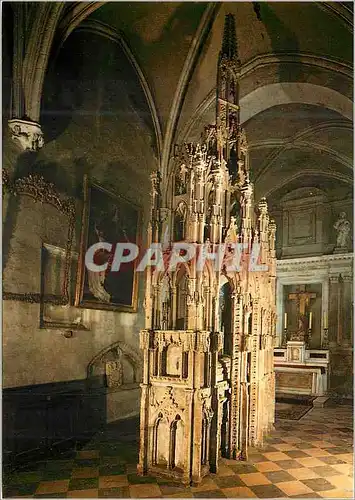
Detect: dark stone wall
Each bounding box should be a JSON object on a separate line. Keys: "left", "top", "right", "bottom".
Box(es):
{"left": 3, "top": 29, "right": 157, "bottom": 393}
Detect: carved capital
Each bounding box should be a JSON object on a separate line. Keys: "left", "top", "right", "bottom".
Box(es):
{"left": 8, "top": 119, "right": 44, "bottom": 151}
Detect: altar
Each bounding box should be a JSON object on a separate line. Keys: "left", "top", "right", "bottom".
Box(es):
{"left": 274, "top": 253, "right": 352, "bottom": 398}
{"left": 274, "top": 341, "right": 329, "bottom": 396}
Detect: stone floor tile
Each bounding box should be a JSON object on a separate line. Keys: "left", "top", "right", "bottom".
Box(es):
{"left": 213, "top": 475, "right": 244, "bottom": 489}
{"left": 220, "top": 486, "right": 257, "bottom": 498}
{"left": 213, "top": 464, "right": 236, "bottom": 476}
{"left": 192, "top": 490, "right": 226, "bottom": 498}
{"left": 68, "top": 478, "right": 99, "bottom": 491}
{"left": 247, "top": 453, "right": 270, "bottom": 463}
{"left": 264, "top": 470, "right": 296, "bottom": 483}
{"left": 98, "top": 486, "right": 131, "bottom": 498}
{"left": 295, "top": 457, "right": 327, "bottom": 468}
{"left": 309, "top": 465, "right": 342, "bottom": 478}
{"left": 302, "top": 448, "right": 332, "bottom": 458}
{"left": 255, "top": 461, "right": 282, "bottom": 472}
{"left": 76, "top": 450, "right": 100, "bottom": 460}
{"left": 35, "top": 480, "right": 70, "bottom": 495}
{"left": 276, "top": 480, "right": 314, "bottom": 496}
{"left": 310, "top": 441, "right": 336, "bottom": 449}
{"left": 272, "top": 443, "right": 298, "bottom": 452}
{"left": 276, "top": 459, "right": 304, "bottom": 470}
{"left": 317, "top": 488, "right": 354, "bottom": 498}
{"left": 129, "top": 483, "right": 162, "bottom": 498}
{"left": 334, "top": 453, "right": 353, "bottom": 463}
{"left": 326, "top": 474, "right": 354, "bottom": 491}
{"left": 162, "top": 492, "right": 194, "bottom": 498}
{"left": 4, "top": 484, "right": 39, "bottom": 497}
{"left": 71, "top": 468, "right": 99, "bottom": 479}
{"left": 331, "top": 462, "right": 353, "bottom": 475}
{"left": 99, "top": 475, "right": 129, "bottom": 489}
{"left": 190, "top": 477, "right": 219, "bottom": 492}
{"left": 159, "top": 483, "right": 191, "bottom": 496}
{"left": 287, "top": 467, "right": 321, "bottom": 481}
{"left": 300, "top": 477, "right": 337, "bottom": 492}
{"left": 249, "top": 484, "right": 286, "bottom": 498}
{"left": 281, "top": 436, "right": 303, "bottom": 444}
{"left": 228, "top": 464, "right": 259, "bottom": 474}
{"left": 239, "top": 472, "right": 271, "bottom": 487}
{"left": 262, "top": 451, "right": 291, "bottom": 461}
{"left": 67, "top": 489, "right": 99, "bottom": 498}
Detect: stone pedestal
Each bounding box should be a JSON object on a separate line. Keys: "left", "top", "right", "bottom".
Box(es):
{"left": 286, "top": 341, "right": 306, "bottom": 363}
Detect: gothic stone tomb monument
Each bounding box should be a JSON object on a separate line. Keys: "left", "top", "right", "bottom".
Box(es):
{"left": 137, "top": 14, "right": 277, "bottom": 485}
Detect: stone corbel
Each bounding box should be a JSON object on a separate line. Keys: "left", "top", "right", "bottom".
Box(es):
{"left": 8, "top": 118, "right": 44, "bottom": 152}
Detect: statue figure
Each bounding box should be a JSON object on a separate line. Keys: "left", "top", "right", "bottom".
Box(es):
{"left": 290, "top": 314, "right": 308, "bottom": 342}
{"left": 174, "top": 164, "right": 188, "bottom": 195}
{"left": 334, "top": 212, "right": 351, "bottom": 249}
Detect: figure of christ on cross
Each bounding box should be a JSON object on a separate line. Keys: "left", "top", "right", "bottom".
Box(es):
{"left": 288, "top": 285, "right": 317, "bottom": 342}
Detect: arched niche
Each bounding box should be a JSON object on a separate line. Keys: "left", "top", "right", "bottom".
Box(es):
{"left": 175, "top": 265, "right": 188, "bottom": 329}
{"left": 153, "top": 413, "right": 169, "bottom": 466}
{"left": 169, "top": 415, "right": 184, "bottom": 470}
{"left": 87, "top": 341, "right": 142, "bottom": 390}
{"left": 159, "top": 274, "right": 171, "bottom": 329}
{"left": 220, "top": 399, "right": 229, "bottom": 458}
{"left": 201, "top": 413, "right": 211, "bottom": 466}
{"left": 174, "top": 201, "right": 187, "bottom": 241}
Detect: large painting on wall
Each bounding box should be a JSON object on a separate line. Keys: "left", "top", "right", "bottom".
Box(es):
{"left": 75, "top": 176, "right": 141, "bottom": 312}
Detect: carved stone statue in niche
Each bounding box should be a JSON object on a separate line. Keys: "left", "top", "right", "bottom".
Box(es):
{"left": 174, "top": 164, "right": 188, "bottom": 195}
{"left": 230, "top": 198, "right": 241, "bottom": 228}
{"left": 334, "top": 212, "right": 351, "bottom": 250}
{"left": 174, "top": 202, "right": 187, "bottom": 241}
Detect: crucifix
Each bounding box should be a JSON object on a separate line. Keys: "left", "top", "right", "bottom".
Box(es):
{"left": 288, "top": 285, "right": 317, "bottom": 342}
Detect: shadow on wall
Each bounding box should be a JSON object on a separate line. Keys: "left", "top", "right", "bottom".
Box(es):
{"left": 41, "top": 29, "right": 158, "bottom": 156}
{"left": 255, "top": 3, "right": 303, "bottom": 83}
{"left": 2, "top": 155, "right": 80, "bottom": 274}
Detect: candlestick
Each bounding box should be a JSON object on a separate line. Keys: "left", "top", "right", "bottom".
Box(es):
{"left": 281, "top": 328, "right": 287, "bottom": 348}
{"left": 323, "top": 312, "right": 328, "bottom": 329}
{"left": 309, "top": 312, "right": 312, "bottom": 329}
{"left": 322, "top": 328, "right": 329, "bottom": 349}
{"left": 284, "top": 312, "right": 287, "bottom": 329}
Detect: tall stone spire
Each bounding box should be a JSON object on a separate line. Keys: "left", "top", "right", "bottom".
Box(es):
{"left": 220, "top": 13, "right": 238, "bottom": 61}
{"left": 216, "top": 14, "right": 249, "bottom": 186}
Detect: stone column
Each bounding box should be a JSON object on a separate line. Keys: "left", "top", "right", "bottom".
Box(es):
{"left": 276, "top": 281, "right": 284, "bottom": 346}
{"left": 328, "top": 275, "right": 339, "bottom": 347}
{"left": 342, "top": 274, "right": 353, "bottom": 346}
{"left": 138, "top": 330, "right": 151, "bottom": 475}
{"left": 171, "top": 288, "right": 177, "bottom": 329}
{"left": 321, "top": 277, "right": 329, "bottom": 346}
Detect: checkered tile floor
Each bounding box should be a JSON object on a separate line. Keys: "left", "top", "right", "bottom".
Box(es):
{"left": 4, "top": 404, "right": 353, "bottom": 498}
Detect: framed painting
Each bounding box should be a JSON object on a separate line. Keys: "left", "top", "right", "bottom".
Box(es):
{"left": 75, "top": 176, "right": 141, "bottom": 312}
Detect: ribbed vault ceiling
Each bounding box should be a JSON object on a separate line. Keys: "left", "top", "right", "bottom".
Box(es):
{"left": 55, "top": 1, "right": 353, "bottom": 202}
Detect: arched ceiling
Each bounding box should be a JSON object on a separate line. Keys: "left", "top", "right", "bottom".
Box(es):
{"left": 45, "top": 2, "right": 354, "bottom": 199}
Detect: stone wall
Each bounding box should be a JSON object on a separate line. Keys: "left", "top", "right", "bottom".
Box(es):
{"left": 3, "top": 27, "right": 157, "bottom": 419}
{"left": 270, "top": 187, "right": 353, "bottom": 259}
